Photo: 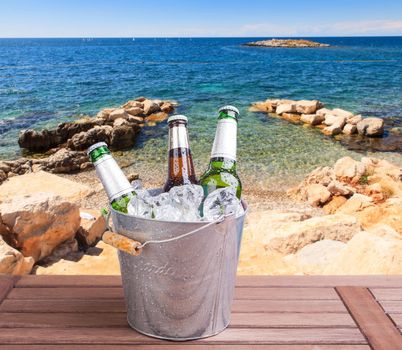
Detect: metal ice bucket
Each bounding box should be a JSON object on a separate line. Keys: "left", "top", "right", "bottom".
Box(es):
{"left": 104, "top": 192, "right": 247, "bottom": 341}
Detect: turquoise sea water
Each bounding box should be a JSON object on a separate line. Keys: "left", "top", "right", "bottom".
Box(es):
{"left": 1, "top": 37, "right": 401, "bottom": 189}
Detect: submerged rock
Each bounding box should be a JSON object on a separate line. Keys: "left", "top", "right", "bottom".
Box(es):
{"left": 357, "top": 117, "right": 385, "bottom": 136}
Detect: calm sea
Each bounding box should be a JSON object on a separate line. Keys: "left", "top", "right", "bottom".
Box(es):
{"left": 1, "top": 37, "right": 401, "bottom": 189}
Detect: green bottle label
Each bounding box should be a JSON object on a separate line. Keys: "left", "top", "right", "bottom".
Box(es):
{"left": 89, "top": 146, "right": 110, "bottom": 163}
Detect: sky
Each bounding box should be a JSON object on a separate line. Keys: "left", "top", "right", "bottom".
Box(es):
{"left": 0, "top": 0, "right": 402, "bottom": 37}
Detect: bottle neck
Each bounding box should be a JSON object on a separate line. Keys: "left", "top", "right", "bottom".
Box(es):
{"left": 211, "top": 114, "right": 237, "bottom": 161}
{"left": 209, "top": 157, "right": 237, "bottom": 171}
{"left": 92, "top": 154, "right": 134, "bottom": 202}
{"left": 89, "top": 146, "right": 110, "bottom": 163}
{"left": 168, "top": 122, "right": 189, "bottom": 150}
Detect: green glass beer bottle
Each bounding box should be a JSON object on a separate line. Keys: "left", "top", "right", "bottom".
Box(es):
{"left": 87, "top": 142, "right": 136, "bottom": 213}
{"left": 200, "top": 105, "right": 242, "bottom": 199}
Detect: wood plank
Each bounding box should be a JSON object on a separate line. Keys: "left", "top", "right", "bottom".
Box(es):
{"left": 389, "top": 314, "right": 402, "bottom": 328}
{"left": 0, "top": 327, "right": 366, "bottom": 345}
{"left": 15, "top": 275, "right": 122, "bottom": 288}
{"left": 337, "top": 286, "right": 402, "bottom": 350}
{"left": 370, "top": 288, "right": 402, "bottom": 301}
{"left": 0, "top": 276, "right": 15, "bottom": 304}
{"left": 236, "top": 276, "right": 402, "bottom": 288}
{"left": 16, "top": 275, "right": 402, "bottom": 288}
{"left": 234, "top": 287, "right": 338, "bottom": 300}
{"left": 380, "top": 301, "right": 402, "bottom": 313}
{"left": 8, "top": 286, "right": 338, "bottom": 301}
{"left": 0, "top": 298, "right": 347, "bottom": 314}
{"left": 0, "top": 312, "right": 356, "bottom": 329}
{"left": 0, "top": 345, "right": 372, "bottom": 350}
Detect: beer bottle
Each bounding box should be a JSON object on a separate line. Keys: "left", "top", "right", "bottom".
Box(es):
{"left": 163, "top": 115, "right": 197, "bottom": 192}
{"left": 200, "top": 106, "right": 242, "bottom": 199}
{"left": 88, "top": 142, "right": 136, "bottom": 213}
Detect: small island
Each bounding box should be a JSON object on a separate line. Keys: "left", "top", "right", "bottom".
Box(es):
{"left": 244, "top": 38, "right": 330, "bottom": 48}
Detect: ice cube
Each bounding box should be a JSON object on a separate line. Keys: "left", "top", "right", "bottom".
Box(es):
{"left": 168, "top": 184, "right": 204, "bottom": 222}
{"left": 127, "top": 189, "right": 153, "bottom": 219}
{"left": 203, "top": 187, "right": 244, "bottom": 221}
{"left": 152, "top": 192, "right": 181, "bottom": 221}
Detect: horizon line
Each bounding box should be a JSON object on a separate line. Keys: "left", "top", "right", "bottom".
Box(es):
{"left": 1, "top": 35, "right": 402, "bottom": 39}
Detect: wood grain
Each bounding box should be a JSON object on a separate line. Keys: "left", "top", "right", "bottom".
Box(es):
{"left": 337, "top": 286, "right": 402, "bottom": 350}
{"left": 0, "top": 276, "right": 15, "bottom": 304}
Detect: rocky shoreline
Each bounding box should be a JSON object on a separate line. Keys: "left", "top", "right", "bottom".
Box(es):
{"left": 250, "top": 98, "right": 402, "bottom": 152}
{"left": 244, "top": 39, "right": 330, "bottom": 48}
{"left": 0, "top": 97, "right": 176, "bottom": 186}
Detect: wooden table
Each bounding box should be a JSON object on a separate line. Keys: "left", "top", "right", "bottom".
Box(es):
{"left": 0, "top": 275, "right": 401, "bottom": 349}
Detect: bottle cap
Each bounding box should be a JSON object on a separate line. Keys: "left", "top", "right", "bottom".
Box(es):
{"left": 87, "top": 142, "right": 108, "bottom": 155}
{"left": 167, "top": 114, "right": 188, "bottom": 123}
{"left": 219, "top": 105, "right": 240, "bottom": 115}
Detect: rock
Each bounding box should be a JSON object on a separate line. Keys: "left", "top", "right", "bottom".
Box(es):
{"left": 331, "top": 108, "right": 354, "bottom": 119}
{"left": 0, "top": 171, "right": 93, "bottom": 205}
{"left": 0, "top": 235, "right": 34, "bottom": 275}
{"left": 244, "top": 39, "right": 330, "bottom": 48}
{"left": 160, "top": 102, "right": 174, "bottom": 113}
{"left": 323, "top": 115, "right": 346, "bottom": 127}
{"left": 276, "top": 103, "right": 296, "bottom": 115}
{"left": 295, "top": 100, "right": 320, "bottom": 114}
{"left": 342, "top": 123, "right": 357, "bottom": 135}
{"left": 323, "top": 196, "right": 348, "bottom": 214}
{"left": 337, "top": 193, "right": 374, "bottom": 214}
{"left": 327, "top": 180, "right": 354, "bottom": 196}
{"left": 125, "top": 107, "right": 143, "bottom": 116}
{"left": 334, "top": 157, "right": 366, "bottom": 181}
{"left": 76, "top": 209, "right": 106, "bottom": 248}
{"left": 108, "top": 108, "right": 130, "bottom": 121}
{"left": 127, "top": 173, "right": 139, "bottom": 183}
{"left": 18, "top": 129, "right": 61, "bottom": 152}
{"left": 357, "top": 117, "right": 384, "bottom": 136}
{"left": 288, "top": 240, "right": 347, "bottom": 274}
{"left": 67, "top": 125, "right": 113, "bottom": 150}
{"left": 323, "top": 124, "right": 343, "bottom": 136}
{"left": 300, "top": 114, "right": 324, "bottom": 125}
{"left": 128, "top": 115, "right": 144, "bottom": 124}
{"left": 145, "top": 112, "right": 169, "bottom": 123}
{"left": 96, "top": 108, "right": 115, "bottom": 119}
{"left": 122, "top": 100, "right": 143, "bottom": 109}
{"left": 326, "top": 232, "right": 402, "bottom": 274}
{"left": 34, "top": 240, "right": 120, "bottom": 275}
{"left": 39, "top": 148, "right": 90, "bottom": 173}
{"left": 281, "top": 113, "right": 301, "bottom": 123}
{"left": 306, "top": 184, "right": 331, "bottom": 206}
{"left": 142, "top": 99, "right": 161, "bottom": 114}
{"left": 0, "top": 192, "right": 81, "bottom": 261}
{"left": 264, "top": 214, "right": 361, "bottom": 255}
{"left": 38, "top": 238, "right": 79, "bottom": 267}
{"left": 316, "top": 108, "right": 332, "bottom": 117}
{"left": 347, "top": 114, "right": 363, "bottom": 125}
{"left": 109, "top": 125, "right": 139, "bottom": 149}
{"left": 113, "top": 118, "right": 129, "bottom": 127}
{"left": 0, "top": 170, "right": 7, "bottom": 184}
{"left": 0, "top": 162, "right": 11, "bottom": 173}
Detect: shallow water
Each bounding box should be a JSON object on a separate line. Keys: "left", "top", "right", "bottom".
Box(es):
{"left": 1, "top": 37, "right": 401, "bottom": 190}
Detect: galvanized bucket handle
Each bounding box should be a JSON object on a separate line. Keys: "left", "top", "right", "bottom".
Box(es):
{"left": 102, "top": 209, "right": 231, "bottom": 256}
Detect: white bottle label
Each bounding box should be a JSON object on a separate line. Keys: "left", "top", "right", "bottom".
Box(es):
{"left": 211, "top": 119, "right": 237, "bottom": 160}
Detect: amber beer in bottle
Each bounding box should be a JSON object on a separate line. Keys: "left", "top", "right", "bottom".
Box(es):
{"left": 200, "top": 105, "right": 242, "bottom": 199}
{"left": 163, "top": 115, "right": 197, "bottom": 192}
{"left": 88, "top": 142, "right": 136, "bottom": 213}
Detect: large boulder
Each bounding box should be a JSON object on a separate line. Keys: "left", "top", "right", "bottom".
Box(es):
{"left": 0, "top": 192, "right": 81, "bottom": 261}
{"left": 18, "top": 129, "right": 61, "bottom": 152}
{"left": 300, "top": 114, "right": 324, "bottom": 125}
{"left": 109, "top": 125, "right": 139, "bottom": 149}
{"left": 334, "top": 157, "right": 366, "bottom": 182}
{"left": 357, "top": 117, "right": 384, "bottom": 136}
{"left": 323, "top": 115, "right": 346, "bottom": 127}
{"left": 306, "top": 184, "right": 331, "bottom": 206}
{"left": 262, "top": 214, "right": 361, "bottom": 255}
{"left": 295, "top": 100, "right": 320, "bottom": 114}
{"left": 108, "top": 108, "right": 130, "bottom": 121}
{"left": 39, "top": 149, "right": 90, "bottom": 173}
{"left": 142, "top": 99, "right": 161, "bottom": 115}
{"left": 342, "top": 123, "right": 357, "bottom": 135}
{"left": 0, "top": 171, "right": 93, "bottom": 205}
{"left": 331, "top": 108, "right": 354, "bottom": 119}
{"left": 326, "top": 231, "right": 402, "bottom": 274}
{"left": 67, "top": 125, "right": 113, "bottom": 150}
{"left": 0, "top": 235, "right": 34, "bottom": 275}
{"left": 276, "top": 103, "right": 296, "bottom": 115}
